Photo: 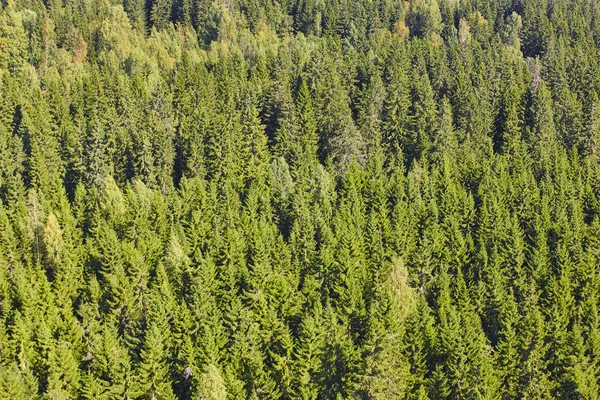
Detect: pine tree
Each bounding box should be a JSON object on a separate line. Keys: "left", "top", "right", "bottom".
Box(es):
{"left": 407, "top": 72, "right": 432, "bottom": 162}
{"left": 196, "top": 364, "right": 227, "bottom": 400}
{"left": 431, "top": 97, "right": 457, "bottom": 164}
{"left": 291, "top": 303, "right": 326, "bottom": 399}
{"left": 150, "top": 0, "right": 172, "bottom": 31}
{"left": 134, "top": 323, "right": 176, "bottom": 400}
{"left": 0, "top": 363, "right": 38, "bottom": 399}
{"left": 496, "top": 70, "right": 524, "bottom": 155}
{"left": 382, "top": 63, "right": 412, "bottom": 167}
{"left": 238, "top": 95, "right": 270, "bottom": 191}
{"left": 293, "top": 80, "right": 319, "bottom": 169}
{"left": 358, "top": 257, "right": 416, "bottom": 399}
{"left": 407, "top": 0, "right": 442, "bottom": 37}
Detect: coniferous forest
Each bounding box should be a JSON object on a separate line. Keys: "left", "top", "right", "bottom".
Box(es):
{"left": 1, "top": 0, "right": 600, "bottom": 397}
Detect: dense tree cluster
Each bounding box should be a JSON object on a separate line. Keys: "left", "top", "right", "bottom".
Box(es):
{"left": 1, "top": 0, "right": 600, "bottom": 398}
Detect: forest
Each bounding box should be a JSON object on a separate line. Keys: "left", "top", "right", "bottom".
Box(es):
{"left": 1, "top": 0, "right": 600, "bottom": 398}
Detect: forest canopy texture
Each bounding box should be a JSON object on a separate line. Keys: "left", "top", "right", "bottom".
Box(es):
{"left": 1, "top": 0, "right": 600, "bottom": 398}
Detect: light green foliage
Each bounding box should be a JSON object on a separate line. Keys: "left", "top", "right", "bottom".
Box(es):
{"left": 0, "top": 0, "right": 598, "bottom": 399}
{"left": 196, "top": 364, "right": 227, "bottom": 400}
